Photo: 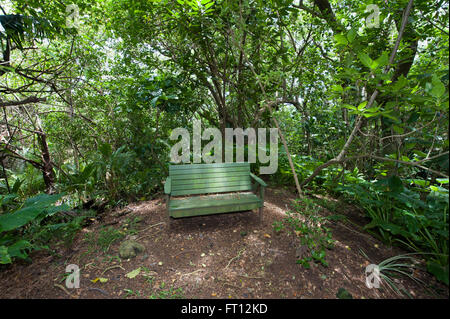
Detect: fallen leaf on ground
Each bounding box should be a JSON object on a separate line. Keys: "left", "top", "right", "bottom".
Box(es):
{"left": 91, "top": 277, "right": 108, "bottom": 283}
{"left": 125, "top": 267, "right": 141, "bottom": 279}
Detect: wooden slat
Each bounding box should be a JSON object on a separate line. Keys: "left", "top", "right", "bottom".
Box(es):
{"left": 169, "top": 193, "right": 260, "bottom": 210}
{"left": 173, "top": 175, "right": 249, "bottom": 186}
{"left": 170, "top": 202, "right": 260, "bottom": 218}
{"left": 171, "top": 184, "right": 252, "bottom": 196}
{"left": 171, "top": 171, "right": 249, "bottom": 181}
{"left": 172, "top": 176, "right": 251, "bottom": 190}
{"left": 164, "top": 177, "right": 171, "bottom": 194}
{"left": 172, "top": 180, "right": 251, "bottom": 191}
{"left": 168, "top": 162, "right": 253, "bottom": 196}
{"left": 169, "top": 166, "right": 249, "bottom": 176}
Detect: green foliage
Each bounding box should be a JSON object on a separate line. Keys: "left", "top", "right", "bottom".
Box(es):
{"left": 0, "top": 192, "right": 90, "bottom": 264}
{"left": 0, "top": 193, "right": 67, "bottom": 232}
{"left": 336, "top": 288, "right": 353, "bottom": 299}
{"left": 337, "top": 176, "right": 449, "bottom": 284}
{"left": 57, "top": 141, "right": 165, "bottom": 205}
{"left": 84, "top": 226, "right": 125, "bottom": 254}
{"left": 0, "top": 13, "right": 66, "bottom": 51}
{"left": 274, "top": 198, "right": 334, "bottom": 268}
{"left": 148, "top": 285, "right": 184, "bottom": 299}
{"left": 376, "top": 253, "right": 428, "bottom": 297}
{"left": 1, "top": 164, "right": 46, "bottom": 197}
{"left": 274, "top": 152, "right": 366, "bottom": 193}
{"left": 122, "top": 217, "right": 142, "bottom": 236}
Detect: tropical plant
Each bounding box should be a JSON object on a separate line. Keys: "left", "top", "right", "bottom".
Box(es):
{"left": 274, "top": 198, "right": 334, "bottom": 268}
{"left": 0, "top": 193, "right": 67, "bottom": 263}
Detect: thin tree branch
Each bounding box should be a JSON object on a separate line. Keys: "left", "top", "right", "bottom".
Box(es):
{"left": 0, "top": 96, "right": 46, "bottom": 108}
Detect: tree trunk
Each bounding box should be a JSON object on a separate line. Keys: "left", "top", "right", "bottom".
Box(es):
{"left": 37, "top": 133, "right": 55, "bottom": 193}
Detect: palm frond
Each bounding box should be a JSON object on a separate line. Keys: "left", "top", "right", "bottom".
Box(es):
{"left": 0, "top": 14, "right": 63, "bottom": 50}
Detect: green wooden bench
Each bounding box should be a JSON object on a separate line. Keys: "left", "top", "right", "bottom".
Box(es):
{"left": 164, "top": 162, "right": 266, "bottom": 225}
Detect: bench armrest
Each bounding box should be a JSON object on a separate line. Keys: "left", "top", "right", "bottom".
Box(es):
{"left": 250, "top": 173, "right": 267, "bottom": 187}
{"left": 164, "top": 177, "right": 171, "bottom": 194}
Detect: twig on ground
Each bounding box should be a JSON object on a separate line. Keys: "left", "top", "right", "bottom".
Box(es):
{"left": 179, "top": 269, "right": 205, "bottom": 278}
{"left": 238, "top": 274, "right": 264, "bottom": 279}
{"left": 216, "top": 277, "right": 242, "bottom": 289}
{"left": 113, "top": 209, "right": 132, "bottom": 218}
{"left": 225, "top": 247, "right": 246, "bottom": 269}
{"left": 54, "top": 284, "right": 74, "bottom": 297}
{"left": 101, "top": 264, "right": 125, "bottom": 275}
{"left": 139, "top": 222, "right": 165, "bottom": 233}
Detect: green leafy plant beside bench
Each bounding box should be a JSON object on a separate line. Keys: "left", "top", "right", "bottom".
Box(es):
{"left": 0, "top": 193, "right": 91, "bottom": 264}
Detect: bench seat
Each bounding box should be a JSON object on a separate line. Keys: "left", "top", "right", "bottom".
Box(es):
{"left": 169, "top": 192, "right": 262, "bottom": 218}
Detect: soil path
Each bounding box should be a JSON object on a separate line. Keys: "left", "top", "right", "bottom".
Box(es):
{"left": 0, "top": 187, "right": 447, "bottom": 299}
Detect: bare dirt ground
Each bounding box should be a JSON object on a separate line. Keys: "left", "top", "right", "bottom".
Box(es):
{"left": 0, "top": 187, "right": 448, "bottom": 299}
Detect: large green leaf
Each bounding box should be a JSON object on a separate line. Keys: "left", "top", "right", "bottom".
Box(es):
{"left": 427, "top": 261, "right": 449, "bottom": 285}
{"left": 0, "top": 205, "right": 44, "bottom": 232}
{"left": 372, "top": 51, "right": 389, "bottom": 69}
{"left": 358, "top": 52, "right": 373, "bottom": 69}
{"left": 334, "top": 33, "right": 348, "bottom": 46}
{"left": 431, "top": 75, "right": 446, "bottom": 98}
{"left": 347, "top": 29, "right": 357, "bottom": 43}
{"left": 23, "top": 193, "right": 62, "bottom": 207}
{"left": 0, "top": 193, "right": 63, "bottom": 232}
{"left": 374, "top": 175, "right": 404, "bottom": 194}
{"left": 364, "top": 220, "right": 412, "bottom": 239}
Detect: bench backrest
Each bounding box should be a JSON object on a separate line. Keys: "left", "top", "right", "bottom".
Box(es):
{"left": 168, "top": 162, "right": 252, "bottom": 196}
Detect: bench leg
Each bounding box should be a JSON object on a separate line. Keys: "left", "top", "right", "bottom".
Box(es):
{"left": 166, "top": 195, "right": 172, "bottom": 229}
{"left": 166, "top": 213, "right": 172, "bottom": 229}
{"left": 258, "top": 206, "right": 263, "bottom": 225}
